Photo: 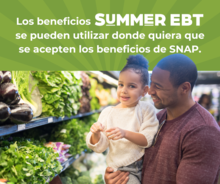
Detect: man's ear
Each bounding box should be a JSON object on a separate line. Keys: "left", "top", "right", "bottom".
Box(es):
{"left": 142, "top": 85, "right": 149, "bottom": 96}
{"left": 179, "top": 82, "right": 191, "bottom": 94}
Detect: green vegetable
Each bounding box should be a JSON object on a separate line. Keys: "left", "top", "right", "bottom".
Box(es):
{"left": 93, "top": 174, "right": 104, "bottom": 184}
{"left": 89, "top": 78, "right": 100, "bottom": 110}
{"left": 72, "top": 179, "right": 79, "bottom": 184}
{"left": 60, "top": 176, "right": 72, "bottom": 184}
{"left": 59, "top": 165, "right": 92, "bottom": 184}
{"left": 32, "top": 71, "right": 82, "bottom": 117}
{"left": 77, "top": 175, "right": 91, "bottom": 184}
{"left": 51, "top": 113, "right": 99, "bottom": 155}
{"left": 11, "top": 71, "right": 39, "bottom": 116}
{"left": 0, "top": 138, "right": 62, "bottom": 184}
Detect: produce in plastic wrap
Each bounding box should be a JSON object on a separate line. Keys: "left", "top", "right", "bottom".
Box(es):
{"left": 44, "top": 142, "right": 71, "bottom": 163}
{"left": 0, "top": 83, "right": 20, "bottom": 105}
{"left": 62, "top": 144, "right": 71, "bottom": 150}
{"left": 0, "top": 102, "right": 11, "bottom": 122}
{"left": 11, "top": 71, "right": 42, "bottom": 117}
{"left": 64, "top": 153, "right": 72, "bottom": 158}
{"left": 28, "top": 75, "right": 42, "bottom": 117}
{"left": 57, "top": 156, "right": 68, "bottom": 163}
{"left": 9, "top": 103, "right": 33, "bottom": 124}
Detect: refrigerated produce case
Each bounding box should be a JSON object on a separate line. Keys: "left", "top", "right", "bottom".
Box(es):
{"left": 0, "top": 71, "right": 117, "bottom": 184}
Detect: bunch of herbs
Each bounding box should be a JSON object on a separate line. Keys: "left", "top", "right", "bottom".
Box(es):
{"left": 0, "top": 138, "right": 62, "bottom": 184}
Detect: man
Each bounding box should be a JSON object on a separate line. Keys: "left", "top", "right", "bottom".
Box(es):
{"left": 104, "top": 54, "right": 220, "bottom": 184}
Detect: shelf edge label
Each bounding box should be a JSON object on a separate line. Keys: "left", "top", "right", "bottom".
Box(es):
{"left": 17, "top": 124, "right": 26, "bottom": 131}
{"left": 48, "top": 117, "right": 53, "bottom": 123}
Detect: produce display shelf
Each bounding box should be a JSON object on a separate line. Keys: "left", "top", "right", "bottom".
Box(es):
{"left": 60, "top": 152, "right": 85, "bottom": 173}
{"left": 0, "top": 109, "right": 102, "bottom": 137}
{"left": 48, "top": 152, "right": 85, "bottom": 182}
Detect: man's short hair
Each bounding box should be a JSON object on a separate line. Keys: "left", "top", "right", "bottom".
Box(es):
{"left": 156, "top": 54, "right": 198, "bottom": 90}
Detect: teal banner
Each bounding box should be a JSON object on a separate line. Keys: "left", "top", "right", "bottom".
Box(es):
{"left": 0, "top": 0, "right": 220, "bottom": 70}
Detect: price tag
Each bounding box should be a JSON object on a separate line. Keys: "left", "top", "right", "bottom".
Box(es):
{"left": 48, "top": 117, "right": 53, "bottom": 123}
{"left": 17, "top": 124, "right": 26, "bottom": 131}
{"left": 60, "top": 129, "right": 67, "bottom": 134}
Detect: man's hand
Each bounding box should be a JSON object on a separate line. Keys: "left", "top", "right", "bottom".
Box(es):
{"left": 106, "top": 127, "right": 126, "bottom": 140}
{"left": 90, "top": 122, "right": 105, "bottom": 135}
{"left": 104, "top": 167, "right": 129, "bottom": 184}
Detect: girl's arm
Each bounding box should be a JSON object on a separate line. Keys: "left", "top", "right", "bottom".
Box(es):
{"left": 86, "top": 131, "right": 109, "bottom": 153}
{"left": 90, "top": 132, "right": 101, "bottom": 145}
{"left": 86, "top": 107, "right": 112, "bottom": 153}
{"left": 90, "top": 122, "right": 105, "bottom": 144}
{"left": 125, "top": 130, "right": 148, "bottom": 147}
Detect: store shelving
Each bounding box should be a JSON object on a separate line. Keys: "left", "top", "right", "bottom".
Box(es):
{"left": 87, "top": 71, "right": 118, "bottom": 86}
{"left": 0, "top": 71, "right": 115, "bottom": 183}
{"left": 60, "top": 151, "right": 85, "bottom": 173}
{"left": 0, "top": 109, "right": 103, "bottom": 137}
{"left": 47, "top": 151, "right": 85, "bottom": 183}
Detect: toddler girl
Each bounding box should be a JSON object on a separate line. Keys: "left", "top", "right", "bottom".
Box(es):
{"left": 86, "top": 54, "right": 159, "bottom": 183}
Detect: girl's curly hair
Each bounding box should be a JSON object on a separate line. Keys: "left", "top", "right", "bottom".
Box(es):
{"left": 121, "top": 54, "right": 149, "bottom": 85}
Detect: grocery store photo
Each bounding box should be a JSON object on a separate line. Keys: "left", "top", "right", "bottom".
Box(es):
{"left": 0, "top": 56, "right": 220, "bottom": 184}
{"left": 0, "top": 71, "right": 118, "bottom": 184}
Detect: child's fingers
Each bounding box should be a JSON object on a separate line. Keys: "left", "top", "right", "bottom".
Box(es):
{"left": 94, "top": 124, "right": 102, "bottom": 131}
{"left": 111, "top": 133, "right": 122, "bottom": 140}
{"left": 109, "top": 131, "right": 123, "bottom": 140}
{"left": 108, "top": 134, "right": 118, "bottom": 140}
{"left": 99, "top": 124, "right": 104, "bottom": 131}
{"left": 107, "top": 131, "right": 122, "bottom": 139}
{"left": 106, "top": 128, "right": 116, "bottom": 132}
{"left": 106, "top": 129, "right": 118, "bottom": 137}
{"left": 113, "top": 132, "right": 122, "bottom": 139}
{"left": 95, "top": 122, "right": 104, "bottom": 131}
{"left": 90, "top": 127, "right": 97, "bottom": 134}
{"left": 91, "top": 125, "right": 100, "bottom": 132}
{"left": 100, "top": 124, "right": 105, "bottom": 131}
{"left": 91, "top": 125, "right": 98, "bottom": 131}
{"left": 112, "top": 136, "right": 121, "bottom": 140}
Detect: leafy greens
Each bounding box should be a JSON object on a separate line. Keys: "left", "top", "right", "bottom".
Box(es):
{"left": 50, "top": 113, "right": 99, "bottom": 155}
{"left": 0, "top": 138, "right": 62, "bottom": 184}
{"left": 32, "top": 71, "right": 82, "bottom": 117}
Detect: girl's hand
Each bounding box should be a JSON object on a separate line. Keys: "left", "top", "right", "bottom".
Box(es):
{"left": 106, "top": 127, "right": 126, "bottom": 140}
{"left": 90, "top": 122, "right": 105, "bottom": 136}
